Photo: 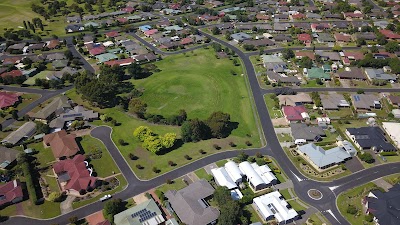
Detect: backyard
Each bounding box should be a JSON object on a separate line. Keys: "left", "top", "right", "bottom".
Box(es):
{"left": 68, "top": 48, "right": 261, "bottom": 179}
{"left": 264, "top": 94, "right": 282, "bottom": 118}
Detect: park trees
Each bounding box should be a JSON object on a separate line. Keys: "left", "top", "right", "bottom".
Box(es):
{"left": 129, "top": 98, "right": 147, "bottom": 118}
{"left": 206, "top": 111, "right": 232, "bottom": 138}
{"left": 133, "top": 126, "right": 177, "bottom": 154}
{"left": 181, "top": 119, "right": 210, "bottom": 142}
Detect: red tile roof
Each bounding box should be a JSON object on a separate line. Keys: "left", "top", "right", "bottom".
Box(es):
{"left": 334, "top": 33, "right": 352, "bottom": 42}
{"left": 104, "top": 58, "right": 135, "bottom": 67}
{"left": 1, "top": 70, "right": 23, "bottom": 78}
{"left": 181, "top": 37, "right": 194, "bottom": 45}
{"left": 43, "top": 130, "right": 79, "bottom": 158}
{"left": 53, "top": 154, "right": 97, "bottom": 192}
{"left": 295, "top": 51, "right": 316, "bottom": 60}
{"left": 298, "top": 33, "right": 312, "bottom": 42}
{"left": 117, "top": 17, "right": 128, "bottom": 23}
{"left": 105, "top": 31, "right": 120, "bottom": 38}
{"left": 122, "top": 7, "right": 134, "bottom": 13}
{"left": 2, "top": 57, "right": 22, "bottom": 65}
{"left": 379, "top": 29, "right": 400, "bottom": 39}
{"left": 47, "top": 39, "right": 60, "bottom": 49}
{"left": 0, "top": 180, "right": 23, "bottom": 206}
{"left": 343, "top": 52, "right": 364, "bottom": 60}
{"left": 143, "top": 29, "right": 158, "bottom": 36}
{"left": 292, "top": 13, "right": 305, "bottom": 19}
{"left": 282, "top": 105, "right": 307, "bottom": 121}
{"left": 96, "top": 221, "right": 111, "bottom": 225}
{"left": 89, "top": 46, "right": 106, "bottom": 56}
{"left": 343, "top": 12, "right": 363, "bottom": 18}
{"left": 0, "top": 92, "right": 19, "bottom": 109}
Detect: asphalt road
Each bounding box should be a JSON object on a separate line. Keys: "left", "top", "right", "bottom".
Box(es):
{"left": 2, "top": 24, "right": 400, "bottom": 225}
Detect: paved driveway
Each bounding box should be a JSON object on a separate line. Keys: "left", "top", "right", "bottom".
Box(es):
{"left": 344, "top": 157, "right": 364, "bottom": 172}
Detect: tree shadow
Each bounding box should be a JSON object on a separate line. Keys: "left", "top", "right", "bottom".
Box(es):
{"left": 156, "top": 139, "right": 184, "bottom": 155}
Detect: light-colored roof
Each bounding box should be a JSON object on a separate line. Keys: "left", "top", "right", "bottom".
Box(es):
{"left": 382, "top": 122, "right": 400, "bottom": 149}
{"left": 114, "top": 199, "right": 164, "bottom": 225}
{"left": 261, "top": 54, "right": 284, "bottom": 64}
{"left": 351, "top": 94, "right": 379, "bottom": 110}
{"left": 224, "top": 160, "right": 243, "bottom": 183}
{"left": 278, "top": 93, "right": 313, "bottom": 106}
{"left": 253, "top": 191, "right": 298, "bottom": 223}
{"left": 95, "top": 53, "right": 118, "bottom": 63}
{"left": 33, "top": 96, "right": 71, "bottom": 120}
{"left": 298, "top": 143, "right": 352, "bottom": 168}
{"left": 320, "top": 93, "right": 350, "bottom": 109}
{"left": 239, "top": 162, "right": 276, "bottom": 188}
{"left": 1, "top": 122, "right": 36, "bottom": 145}
{"left": 365, "top": 68, "right": 396, "bottom": 81}
{"left": 211, "top": 167, "right": 237, "bottom": 189}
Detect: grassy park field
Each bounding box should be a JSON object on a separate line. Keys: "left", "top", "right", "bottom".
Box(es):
{"left": 68, "top": 48, "right": 261, "bottom": 179}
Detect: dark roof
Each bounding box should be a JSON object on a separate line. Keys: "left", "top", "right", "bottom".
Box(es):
{"left": 243, "top": 39, "right": 275, "bottom": 47}
{"left": 0, "top": 180, "right": 23, "bottom": 206}
{"left": 388, "top": 95, "right": 400, "bottom": 105}
{"left": 336, "top": 67, "right": 366, "bottom": 80}
{"left": 346, "top": 127, "right": 396, "bottom": 151}
{"left": 165, "top": 180, "right": 219, "bottom": 225}
{"left": 290, "top": 123, "right": 325, "bottom": 141}
{"left": 0, "top": 146, "right": 19, "bottom": 169}
{"left": 366, "top": 184, "right": 400, "bottom": 225}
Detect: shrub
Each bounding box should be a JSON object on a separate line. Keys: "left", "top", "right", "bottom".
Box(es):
{"left": 213, "top": 144, "right": 220, "bottom": 150}
{"left": 48, "top": 192, "right": 62, "bottom": 202}
{"left": 168, "top": 161, "right": 175, "bottom": 166}
{"left": 380, "top": 151, "right": 397, "bottom": 156}
{"left": 136, "top": 164, "right": 143, "bottom": 169}
{"left": 79, "top": 189, "right": 86, "bottom": 195}
{"left": 118, "top": 139, "right": 127, "bottom": 146}
{"left": 166, "top": 179, "right": 173, "bottom": 184}
{"left": 229, "top": 142, "right": 236, "bottom": 147}
{"left": 365, "top": 213, "right": 374, "bottom": 222}
{"left": 69, "top": 216, "right": 78, "bottom": 224}
{"left": 199, "top": 149, "right": 206, "bottom": 154}
{"left": 128, "top": 153, "right": 137, "bottom": 160}
{"left": 152, "top": 167, "right": 159, "bottom": 173}
{"left": 184, "top": 155, "right": 191, "bottom": 160}
{"left": 256, "top": 152, "right": 263, "bottom": 158}
{"left": 247, "top": 156, "right": 256, "bottom": 163}
{"left": 346, "top": 205, "right": 358, "bottom": 215}
{"left": 359, "top": 152, "right": 375, "bottom": 163}
{"left": 245, "top": 141, "right": 252, "bottom": 146}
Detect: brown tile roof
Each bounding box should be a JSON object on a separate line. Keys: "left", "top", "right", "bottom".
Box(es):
{"left": 0, "top": 180, "right": 23, "bottom": 206}
{"left": 43, "top": 130, "right": 79, "bottom": 158}
{"left": 388, "top": 95, "right": 400, "bottom": 105}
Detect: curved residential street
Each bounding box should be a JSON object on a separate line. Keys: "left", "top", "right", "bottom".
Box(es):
{"left": 2, "top": 26, "right": 400, "bottom": 225}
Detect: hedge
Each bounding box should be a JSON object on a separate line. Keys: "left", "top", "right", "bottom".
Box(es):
{"left": 21, "top": 160, "right": 38, "bottom": 204}
{"left": 380, "top": 152, "right": 398, "bottom": 156}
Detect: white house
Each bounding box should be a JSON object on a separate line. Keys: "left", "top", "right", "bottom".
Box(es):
{"left": 238, "top": 162, "right": 277, "bottom": 191}
{"left": 253, "top": 191, "right": 299, "bottom": 224}
{"left": 211, "top": 167, "right": 238, "bottom": 190}
{"left": 224, "top": 160, "right": 243, "bottom": 184}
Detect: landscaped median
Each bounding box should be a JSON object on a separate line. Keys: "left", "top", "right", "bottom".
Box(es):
{"left": 68, "top": 48, "right": 261, "bottom": 179}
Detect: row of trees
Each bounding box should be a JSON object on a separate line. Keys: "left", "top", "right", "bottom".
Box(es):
{"left": 133, "top": 126, "right": 177, "bottom": 154}
{"left": 181, "top": 111, "right": 235, "bottom": 142}
{"left": 356, "top": 54, "right": 400, "bottom": 74}
{"left": 214, "top": 186, "right": 248, "bottom": 225}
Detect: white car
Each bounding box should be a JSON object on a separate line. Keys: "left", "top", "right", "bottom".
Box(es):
{"left": 100, "top": 194, "right": 112, "bottom": 202}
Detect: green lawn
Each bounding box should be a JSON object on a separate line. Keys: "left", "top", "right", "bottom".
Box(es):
{"left": 301, "top": 80, "right": 325, "bottom": 88}
{"left": 0, "top": 0, "right": 41, "bottom": 35}
{"left": 383, "top": 173, "right": 400, "bottom": 185}
{"left": 30, "top": 142, "right": 56, "bottom": 165}
{"left": 280, "top": 188, "right": 292, "bottom": 200}
{"left": 244, "top": 204, "right": 262, "bottom": 224}
{"left": 67, "top": 48, "right": 260, "bottom": 179}
{"left": 264, "top": 94, "right": 283, "bottom": 118}
{"left": 24, "top": 71, "right": 51, "bottom": 85}
{"left": 277, "top": 133, "right": 292, "bottom": 142}
{"left": 326, "top": 108, "right": 354, "bottom": 118}
{"left": 78, "top": 135, "right": 120, "bottom": 178}
{"left": 216, "top": 159, "right": 228, "bottom": 167}
{"left": 194, "top": 168, "right": 209, "bottom": 180}
{"left": 287, "top": 199, "right": 307, "bottom": 211}
{"left": 21, "top": 200, "right": 61, "bottom": 219}
{"left": 337, "top": 182, "right": 378, "bottom": 225}
{"left": 306, "top": 213, "right": 331, "bottom": 225}
{"left": 156, "top": 178, "right": 187, "bottom": 194}
{"left": 18, "top": 93, "right": 41, "bottom": 109}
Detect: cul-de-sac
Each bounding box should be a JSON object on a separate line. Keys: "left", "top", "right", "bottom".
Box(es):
{"left": 0, "top": 0, "right": 400, "bottom": 225}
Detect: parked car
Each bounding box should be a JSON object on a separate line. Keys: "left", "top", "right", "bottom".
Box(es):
{"left": 99, "top": 194, "right": 112, "bottom": 202}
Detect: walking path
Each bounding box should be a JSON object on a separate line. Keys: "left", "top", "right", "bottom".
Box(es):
{"left": 60, "top": 196, "right": 76, "bottom": 215}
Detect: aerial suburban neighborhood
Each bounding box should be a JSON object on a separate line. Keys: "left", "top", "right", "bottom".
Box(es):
{"left": 0, "top": 0, "right": 400, "bottom": 225}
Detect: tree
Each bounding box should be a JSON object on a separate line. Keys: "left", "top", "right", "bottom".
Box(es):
{"left": 370, "top": 45, "right": 379, "bottom": 53}
{"left": 103, "top": 199, "right": 125, "bottom": 223}
{"left": 35, "top": 121, "right": 50, "bottom": 134}
{"left": 236, "top": 151, "right": 249, "bottom": 162}
{"left": 48, "top": 192, "right": 62, "bottom": 202}
{"left": 385, "top": 41, "right": 400, "bottom": 53}
{"left": 127, "top": 63, "right": 145, "bottom": 79}
{"left": 359, "top": 152, "right": 375, "bottom": 163}
{"left": 142, "top": 135, "right": 163, "bottom": 154}
{"left": 356, "top": 38, "right": 366, "bottom": 47}
{"left": 282, "top": 48, "right": 294, "bottom": 59}
{"left": 206, "top": 111, "right": 232, "bottom": 138}
{"left": 129, "top": 98, "right": 147, "bottom": 118}
{"left": 11, "top": 110, "right": 18, "bottom": 120}
{"left": 332, "top": 45, "right": 342, "bottom": 52}
{"left": 133, "top": 126, "right": 153, "bottom": 142}
{"left": 299, "top": 56, "right": 313, "bottom": 69}
{"left": 213, "top": 187, "right": 240, "bottom": 225}
{"left": 161, "top": 133, "right": 177, "bottom": 149}
{"left": 64, "top": 50, "right": 73, "bottom": 60}
{"left": 346, "top": 205, "right": 358, "bottom": 215}
{"left": 181, "top": 119, "right": 210, "bottom": 142}
{"left": 211, "top": 26, "right": 220, "bottom": 35}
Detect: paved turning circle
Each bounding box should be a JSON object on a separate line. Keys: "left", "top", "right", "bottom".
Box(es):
{"left": 308, "top": 189, "right": 323, "bottom": 200}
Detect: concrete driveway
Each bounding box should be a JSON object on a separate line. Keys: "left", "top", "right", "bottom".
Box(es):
{"left": 344, "top": 157, "right": 364, "bottom": 172}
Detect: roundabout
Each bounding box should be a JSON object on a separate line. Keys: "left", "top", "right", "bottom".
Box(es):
{"left": 308, "top": 189, "right": 323, "bottom": 200}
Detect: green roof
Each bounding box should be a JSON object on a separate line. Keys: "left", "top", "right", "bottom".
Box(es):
{"left": 322, "top": 64, "right": 331, "bottom": 70}
{"left": 107, "top": 48, "right": 122, "bottom": 54}
{"left": 96, "top": 53, "right": 118, "bottom": 63}
{"left": 308, "top": 68, "right": 331, "bottom": 79}
{"left": 114, "top": 199, "right": 164, "bottom": 225}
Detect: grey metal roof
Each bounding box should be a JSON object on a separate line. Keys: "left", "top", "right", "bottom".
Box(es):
{"left": 0, "top": 147, "right": 19, "bottom": 168}
{"left": 351, "top": 94, "right": 379, "bottom": 110}
{"left": 33, "top": 96, "right": 71, "bottom": 120}
{"left": 165, "top": 180, "right": 219, "bottom": 225}
{"left": 291, "top": 123, "right": 325, "bottom": 141}
{"left": 298, "top": 143, "right": 352, "bottom": 168}
{"left": 366, "top": 184, "right": 400, "bottom": 225}
{"left": 346, "top": 127, "right": 396, "bottom": 151}
{"left": 320, "top": 93, "right": 349, "bottom": 110}
{"left": 364, "top": 68, "right": 396, "bottom": 81}
{"left": 1, "top": 122, "right": 36, "bottom": 145}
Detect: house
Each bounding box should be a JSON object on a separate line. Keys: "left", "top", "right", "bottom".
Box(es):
{"left": 253, "top": 191, "right": 299, "bottom": 224}
{"left": 363, "top": 184, "right": 400, "bottom": 225}
{"left": 165, "top": 180, "right": 220, "bottom": 225}
{"left": 282, "top": 105, "right": 309, "bottom": 122}
{"left": 230, "top": 32, "right": 252, "bottom": 42}
{"left": 243, "top": 39, "right": 274, "bottom": 47}
{"left": 382, "top": 122, "right": 400, "bottom": 149}
{"left": 306, "top": 13, "right": 322, "bottom": 19}
{"left": 315, "top": 51, "right": 341, "bottom": 61}
{"left": 0, "top": 92, "right": 20, "bottom": 109}
{"left": 351, "top": 94, "right": 381, "bottom": 111}
{"left": 297, "top": 142, "right": 354, "bottom": 170}
{"left": 49, "top": 105, "right": 98, "bottom": 129}
{"left": 306, "top": 68, "right": 331, "bottom": 80}
{"left": 353, "top": 32, "right": 377, "bottom": 41}
{"left": 238, "top": 161, "right": 277, "bottom": 191}
{"left": 84, "top": 21, "right": 100, "bottom": 28}
{"left": 66, "top": 15, "right": 81, "bottom": 23}
{"left": 320, "top": 93, "right": 350, "bottom": 110}
{"left": 1, "top": 122, "right": 36, "bottom": 146}
{"left": 291, "top": 13, "right": 306, "bottom": 20}
{"left": 295, "top": 51, "right": 315, "bottom": 60}
{"left": 7, "top": 43, "right": 26, "bottom": 51}
{"left": 105, "top": 31, "right": 120, "bottom": 38}
{"left": 1, "top": 70, "right": 23, "bottom": 78}
{"left": 104, "top": 58, "right": 135, "bottom": 67}
{"left": 27, "top": 43, "right": 45, "bottom": 52}
{"left": 311, "top": 23, "right": 330, "bottom": 32}
{"left": 297, "top": 33, "right": 312, "bottom": 44}
{"left": 32, "top": 96, "right": 71, "bottom": 121}
{"left": 133, "top": 53, "right": 157, "bottom": 63}
{"left": 315, "top": 33, "right": 335, "bottom": 43}
{"left": 364, "top": 68, "right": 396, "bottom": 81}
{"left": 273, "top": 34, "right": 293, "bottom": 42}
{"left": 266, "top": 72, "right": 300, "bottom": 85}
{"left": 336, "top": 67, "right": 366, "bottom": 80}
{"left": 0, "top": 180, "right": 23, "bottom": 207}
{"left": 114, "top": 199, "right": 165, "bottom": 225}
{"left": 143, "top": 29, "right": 158, "bottom": 37}
{"left": 89, "top": 46, "right": 106, "bottom": 56}
{"left": 96, "top": 53, "right": 118, "bottom": 63}
{"left": 52, "top": 60, "right": 69, "bottom": 70}
{"left": 343, "top": 12, "right": 364, "bottom": 20}
{"left": 379, "top": 29, "right": 400, "bottom": 40}
{"left": 43, "top": 130, "right": 79, "bottom": 158}
{"left": 346, "top": 127, "right": 396, "bottom": 152}
{"left": 277, "top": 93, "right": 313, "bottom": 106}
{"left": 47, "top": 53, "right": 66, "bottom": 61}
{"left": 290, "top": 123, "right": 326, "bottom": 141}
{"left": 47, "top": 39, "right": 61, "bottom": 49}
{"left": 211, "top": 167, "right": 238, "bottom": 190}
{"left": 53, "top": 154, "right": 97, "bottom": 193}
{"left": 0, "top": 147, "right": 19, "bottom": 170}
{"left": 388, "top": 95, "right": 400, "bottom": 107}
{"left": 65, "top": 24, "right": 84, "bottom": 33}
{"left": 47, "top": 67, "right": 79, "bottom": 80}
{"left": 273, "top": 23, "right": 290, "bottom": 32}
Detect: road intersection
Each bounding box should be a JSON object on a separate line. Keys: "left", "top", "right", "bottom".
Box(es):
{"left": 2, "top": 29, "right": 400, "bottom": 225}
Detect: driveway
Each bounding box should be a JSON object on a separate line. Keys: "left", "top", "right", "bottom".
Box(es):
{"left": 204, "top": 163, "right": 218, "bottom": 175}
{"left": 344, "top": 157, "right": 364, "bottom": 173}
{"left": 274, "top": 127, "right": 291, "bottom": 134}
